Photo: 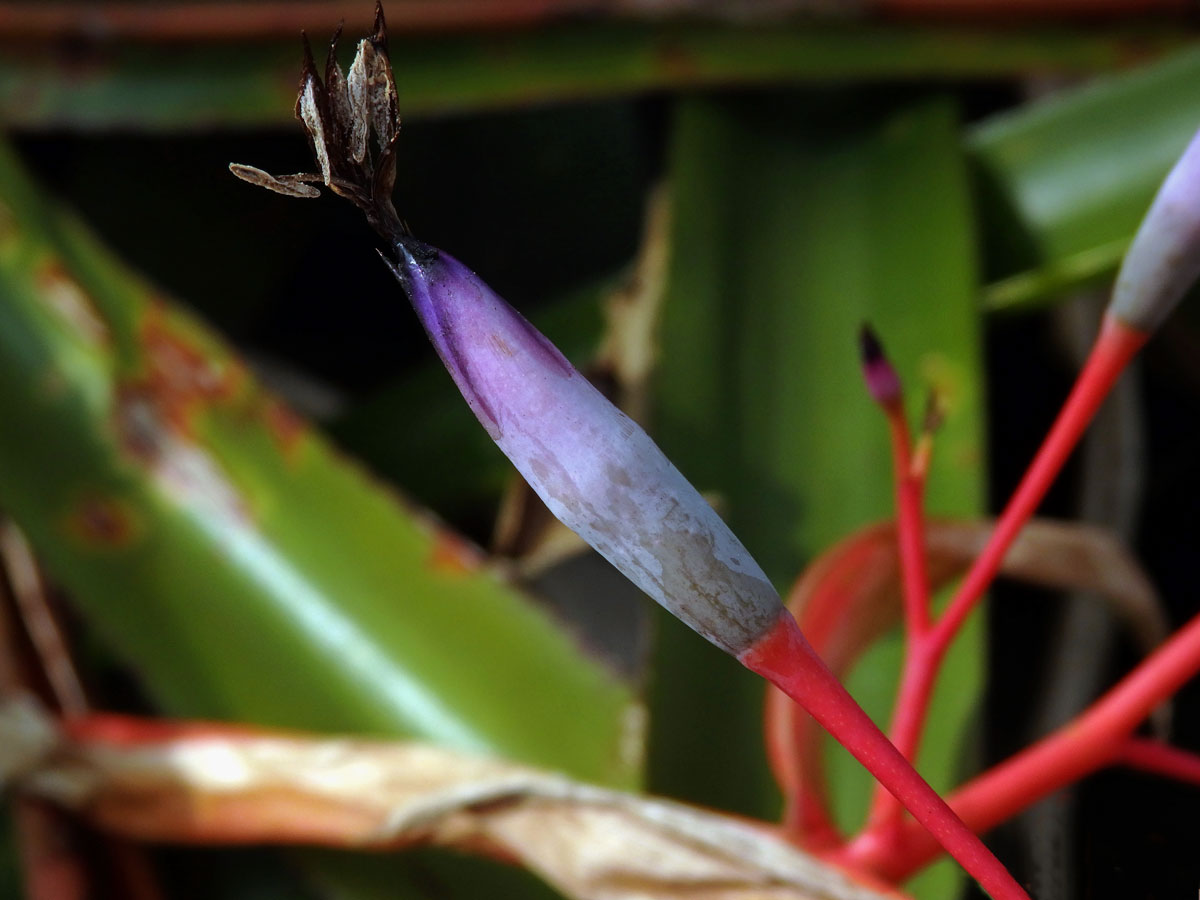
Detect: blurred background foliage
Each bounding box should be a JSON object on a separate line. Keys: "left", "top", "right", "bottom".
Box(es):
{"left": 1, "top": 2, "right": 1200, "bottom": 899}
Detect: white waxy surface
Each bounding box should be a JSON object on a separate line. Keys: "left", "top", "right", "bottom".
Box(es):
{"left": 1111, "top": 127, "right": 1200, "bottom": 332}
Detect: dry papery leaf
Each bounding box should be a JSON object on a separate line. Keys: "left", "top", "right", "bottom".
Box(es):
{"left": 766, "top": 516, "right": 1167, "bottom": 838}
{"left": 0, "top": 696, "right": 900, "bottom": 900}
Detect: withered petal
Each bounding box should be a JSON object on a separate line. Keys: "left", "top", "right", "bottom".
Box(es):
{"left": 228, "top": 164, "right": 322, "bottom": 199}
{"left": 324, "top": 26, "right": 354, "bottom": 143}
{"left": 297, "top": 75, "right": 333, "bottom": 186}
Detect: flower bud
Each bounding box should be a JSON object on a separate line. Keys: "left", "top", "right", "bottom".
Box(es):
{"left": 1109, "top": 126, "right": 1200, "bottom": 333}
{"left": 382, "top": 238, "right": 784, "bottom": 656}
{"left": 232, "top": 6, "right": 786, "bottom": 657}
{"left": 857, "top": 323, "right": 902, "bottom": 408}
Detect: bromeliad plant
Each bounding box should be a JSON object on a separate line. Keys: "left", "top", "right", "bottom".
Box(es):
{"left": 220, "top": 8, "right": 1200, "bottom": 900}
{"left": 4, "top": 7, "right": 1200, "bottom": 900}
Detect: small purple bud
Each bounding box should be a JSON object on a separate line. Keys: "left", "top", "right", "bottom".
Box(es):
{"left": 858, "top": 323, "right": 902, "bottom": 407}
{"left": 383, "top": 239, "right": 784, "bottom": 656}
{"left": 1110, "top": 126, "right": 1200, "bottom": 333}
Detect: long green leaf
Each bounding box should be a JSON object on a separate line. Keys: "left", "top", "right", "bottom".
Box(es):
{"left": 0, "top": 139, "right": 639, "bottom": 789}
{"left": 970, "top": 45, "right": 1200, "bottom": 312}
{"left": 649, "top": 92, "right": 984, "bottom": 899}
{"left": 0, "top": 24, "right": 1188, "bottom": 131}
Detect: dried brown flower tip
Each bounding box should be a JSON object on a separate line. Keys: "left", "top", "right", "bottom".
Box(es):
{"left": 230, "top": 1, "right": 403, "bottom": 241}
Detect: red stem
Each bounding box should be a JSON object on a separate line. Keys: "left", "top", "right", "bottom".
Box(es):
{"left": 763, "top": 679, "right": 845, "bottom": 847}
{"left": 742, "top": 614, "right": 1029, "bottom": 900}
{"left": 864, "top": 635, "right": 939, "bottom": 836}
{"left": 1118, "top": 737, "right": 1200, "bottom": 787}
{"left": 889, "top": 418, "right": 932, "bottom": 639}
{"left": 933, "top": 316, "right": 1146, "bottom": 656}
{"left": 845, "top": 608, "right": 1200, "bottom": 881}
{"left": 861, "top": 415, "right": 933, "bottom": 840}
{"left": 843, "top": 316, "right": 1145, "bottom": 865}
{"left": 856, "top": 316, "right": 1147, "bottom": 837}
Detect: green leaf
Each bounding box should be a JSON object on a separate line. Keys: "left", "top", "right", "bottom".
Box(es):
{"left": 649, "top": 91, "right": 984, "bottom": 899}
{"left": 0, "top": 138, "right": 639, "bottom": 790}
{"left": 970, "top": 46, "right": 1200, "bottom": 312}
{"left": 0, "top": 25, "right": 1188, "bottom": 131}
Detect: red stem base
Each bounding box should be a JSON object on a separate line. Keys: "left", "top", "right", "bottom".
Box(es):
{"left": 741, "top": 613, "right": 1029, "bottom": 900}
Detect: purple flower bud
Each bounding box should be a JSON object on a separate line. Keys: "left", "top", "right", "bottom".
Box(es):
{"left": 857, "top": 323, "right": 902, "bottom": 408}
{"left": 1110, "top": 126, "right": 1200, "bottom": 333}
{"left": 382, "top": 238, "right": 784, "bottom": 656}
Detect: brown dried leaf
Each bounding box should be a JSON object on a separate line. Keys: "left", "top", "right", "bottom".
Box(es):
{"left": 0, "top": 697, "right": 900, "bottom": 900}
{"left": 594, "top": 183, "right": 673, "bottom": 424}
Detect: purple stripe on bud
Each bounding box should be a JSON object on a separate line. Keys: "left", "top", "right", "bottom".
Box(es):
{"left": 1110, "top": 126, "right": 1200, "bottom": 333}
{"left": 858, "top": 323, "right": 902, "bottom": 407}
{"left": 384, "top": 239, "right": 783, "bottom": 656}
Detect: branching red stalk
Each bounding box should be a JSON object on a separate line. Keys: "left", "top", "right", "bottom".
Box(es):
{"left": 933, "top": 316, "right": 1146, "bottom": 647}
{"left": 860, "top": 315, "right": 1148, "bottom": 829}
{"left": 854, "top": 328, "right": 948, "bottom": 845}
{"left": 840, "top": 608, "right": 1200, "bottom": 882}
{"left": 843, "top": 316, "right": 1147, "bottom": 863}
{"left": 742, "top": 614, "right": 1030, "bottom": 900}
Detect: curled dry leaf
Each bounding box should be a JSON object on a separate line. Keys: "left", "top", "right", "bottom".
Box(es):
{"left": 0, "top": 696, "right": 901, "bottom": 900}
{"left": 765, "top": 517, "right": 1167, "bottom": 845}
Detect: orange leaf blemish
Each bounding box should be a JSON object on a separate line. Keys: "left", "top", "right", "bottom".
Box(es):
{"left": 60, "top": 493, "right": 142, "bottom": 550}
{"left": 262, "top": 400, "right": 309, "bottom": 463}
{"left": 132, "top": 303, "right": 244, "bottom": 438}
{"left": 108, "top": 304, "right": 256, "bottom": 528}
{"left": 427, "top": 531, "right": 485, "bottom": 576}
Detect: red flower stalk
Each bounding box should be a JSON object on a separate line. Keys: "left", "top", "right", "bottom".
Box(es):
{"left": 941, "top": 121, "right": 1200, "bottom": 647}
{"left": 871, "top": 122, "right": 1200, "bottom": 812}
